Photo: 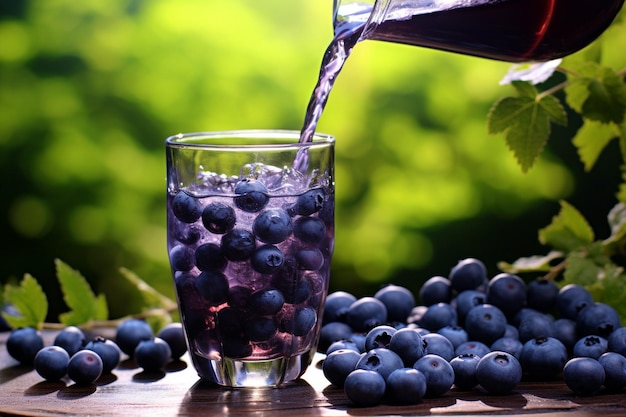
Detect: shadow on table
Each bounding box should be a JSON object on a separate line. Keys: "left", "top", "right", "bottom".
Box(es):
{"left": 178, "top": 379, "right": 324, "bottom": 416}
{"left": 0, "top": 363, "right": 32, "bottom": 385}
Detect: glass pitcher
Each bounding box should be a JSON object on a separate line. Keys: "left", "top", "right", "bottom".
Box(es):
{"left": 334, "top": 0, "right": 625, "bottom": 62}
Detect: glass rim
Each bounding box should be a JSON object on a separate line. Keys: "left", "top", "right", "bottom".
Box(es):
{"left": 165, "top": 129, "right": 335, "bottom": 149}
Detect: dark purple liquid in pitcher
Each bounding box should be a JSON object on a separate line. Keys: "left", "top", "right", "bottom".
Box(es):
{"left": 299, "top": 0, "right": 624, "bottom": 143}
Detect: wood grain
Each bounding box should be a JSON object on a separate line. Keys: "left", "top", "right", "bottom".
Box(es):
{"left": 2, "top": 330, "right": 626, "bottom": 416}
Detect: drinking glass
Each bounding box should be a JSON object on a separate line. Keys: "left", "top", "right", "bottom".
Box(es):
{"left": 165, "top": 130, "right": 335, "bottom": 387}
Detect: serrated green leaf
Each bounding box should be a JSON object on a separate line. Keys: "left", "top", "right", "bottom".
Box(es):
{"left": 583, "top": 70, "right": 626, "bottom": 124}
{"left": 562, "top": 252, "right": 602, "bottom": 286}
{"left": 489, "top": 83, "right": 568, "bottom": 172}
{"left": 539, "top": 201, "right": 594, "bottom": 251}
{"left": 497, "top": 250, "right": 564, "bottom": 274}
{"left": 511, "top": 80, "right": 539, "bottom": 98}
{"left": 55, "top": 259, "right": 108, "bottom": 326}
{"left": 2, "top": 274, "right": 48, "bottom": 329}
{"left": 118, "top": 267, "right": 177, "bottom": 312}
{"left": 565, "top": 77, "right": 592, "bottom": 114}
{"left": 488, "top": 95, "right": 547, "bottom": 170}
{"left": 488, "top": 96, "right": 528, "bottom": 134}
{"left": 572, "top": 120, "right": 619, "bottom": 171}
{"left": 538, "top": 94, "right": 568, "bottom": 126}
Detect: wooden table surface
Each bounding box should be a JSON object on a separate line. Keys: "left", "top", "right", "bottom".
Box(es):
{"left": 2, "top": 330, "right": 626, "bottom": 416}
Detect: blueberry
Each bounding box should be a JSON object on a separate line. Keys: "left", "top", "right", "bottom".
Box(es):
{"left": 608, "top": 327, "right": 626, "bottom": 356}
{"left": 270, "top": 265, "right": 312, "bottom": 304}
{"left": 573, "top": 335, "right": 608, "bottom": 359}
{"left": 172, "top": 223, "right": 203, "bottom": 244}
{"left": 326, "top": 339, "right": 360, "bottom": 354}
{"left": 364, "top": 325, "right": 397, "bottom": 351}
{"left": 455, "top": 341, "right": 490, "bottom": 358}
{"left": 222, "top": 335, "right": 253, "bottom": 359}
{"left": 490, "top": 337, "right": 523, "bottom": 359}
{"left": 319, "top": 322, "right": 354, "bottom": 353}
{"left": 344, "top": 369, "right": 386, "bottom": 406}
{"left": 476, "top": 351, "right": 522, "bottom": 395}
{"left": 345, "top": 297, "right": 388, "bottom": 333}
{"left": 419, "top": 276, "right": 452, "bottom": 306}
{"left": 244, "top": 316, "right": 277, "bottom": 342}
{"left": 355, "top": 348, "right": 404, "bottom": 381}
{"left": 576, "top": 302, "right": 622, "bottom": 338}
{"left": 385, "top": 367, "right": 427, "bottom": 404}
{"left": 84, "top": 336, "right": 122, "bottom": 374}
{"left": 34, "top": 346, "right": 70, "bottom": 381}
{"left": 464, "top": 304, "right": 507, "bottom": 345}
{"left": 295, "top": 248, "right": 324, "bottom": 270}
{"left": 418, "top": 302, "right": 457, "bottom": 331}
{"left": 518, "top": 312, "right": 554, "bottom": 343}
{"left": 67, "top": 350, "right": 103, "bottom": 385}
{"left": 486, "top": 273, "right": 526, "bottom": 318}
{"left": 251, "top": 245, "right": 284, "bottom": 274}
{"left": 453, "top": 290, "right": 487, "bottom": 326}
{"left": 526, "top": 279, "right": 559, "bottom": 312}
{"left": 290, "top": 306, "right": 318, "bottom": 336}
{"left": 195, "top": 270, "right": 230, "bottom": 306}
{"left": 134, "top": 337, "right": 172, "bottom": 372}
{"left": 195, "top": 243, "right": 227, "bottom": 271}
{"left": 7, "top": 327, "right": 45, "bottom": 365}
{"left": 172, "top": 191, "right": 202, "bottom": 223}
{"left": 437, "top": 325, "right": 468, "bottom": 349}
{"left": 293, "top": 216, "right": 326, "bottom": 244}
{"left": 389, "top": 327, "right": 426, "bottom": 367}
{"left": 115, "top": 319, "right": 154, "bottom": 357}
{"left": 599, "top": 352, "right": 626, "bottom": 391}
{"left": 552, "top": 318, "right": 578, "bottom": 351}
{"left": 157, "top": 322, "right": 188, "bottom": 360}
{"left": 252, "top": 209, "right": 292, "bottom": 244}
{"left": 449, "top": 258, "right": 487, "bottom": 292}
{"left": 201, "top": 202, "right": 236, "bottom": 234}
{"left": 422, "top": 333, "right": 455, "bottom": 361}
{"left": 563, "top": 357, "right": 605, "bottom": 395}
{"left": 504, "top": 324, "right": 519, "bottom": 340}
{"left": 450, "top": 353, "right": 480, "bottom": 390}
{"left": 169, "top": 244, "right": 195, "bottom": 271}
{"left": 413, "top": 354, "right": 455, "bottom": 397}
{"left": 520, "top": 336, "right": 568, "bottom": 379}
{"left": 374, "top": 284, "right": 415, "bottom": 323}
{"left": 294, "top": 188, "right": 325, "bottom": 216}
{"left": 322, "top": 348, "right": 361, "bottom": 387}
{"left": 234, "top": 179, "right": 269, "bottom": 212}
{"left": 216, "top": 307, "right": 245, "bottom": 336}
{"left": 556, "top": 284, "right": 593, "bottom": 320}
{"left": 53, "top": 325, "right": 86, "bottom": 356}
{"left": 221, "top": 228, "right": 256, "bottom": 261}
{"left": 249, "top": 288, "right": 285, "bottom": 316}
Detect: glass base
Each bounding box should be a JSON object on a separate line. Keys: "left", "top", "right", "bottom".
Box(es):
{"left": 190, "top": 349, "right": 316, "bottom": 388}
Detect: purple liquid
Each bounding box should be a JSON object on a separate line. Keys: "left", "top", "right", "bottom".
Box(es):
{"left": 167, "top": 173, "right": 334, "bottom": 381}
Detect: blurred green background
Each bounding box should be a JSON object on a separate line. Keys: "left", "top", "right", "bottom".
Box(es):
{"left": 1, "top": 1, "right": 623, "bottom": 320}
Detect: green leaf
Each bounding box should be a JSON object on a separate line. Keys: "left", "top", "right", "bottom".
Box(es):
{"left": 583, "top": 70, "right": 626, "bottom": 124}
{"left": 118, "top": 267, "right": 177, "bottom": 312}
{"left": 572, "top": 120, "right": 619, "bottom": 171}
{"left": 539, "top": 201, "right": 594, "bottom": 252}
{"left": 511, "top": 80, "right": 539, "bottom": 98}
{"left": 563, "top": 251, "right": 603, "bottom": 287}
{"left": 565, "top": 63, "right": 626, "bottom": 124}
{"left": 55, "top": 259, "right": 108, "bottom": 326}
{"left": 488, "top": 81, "right": 567, "bottom": 172}
{"left": 497, "top": 251, "right": 564, "bottom": 274}
{"left": 604, "top": 202, "right": 626, "bottom": 254}
{"left": 2, "top": 274, "right": 48, "bottom": 329}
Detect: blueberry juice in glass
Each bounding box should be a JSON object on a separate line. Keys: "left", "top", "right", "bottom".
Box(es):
{"left": 166, "top": 130, "right": 335, "bottom": 387}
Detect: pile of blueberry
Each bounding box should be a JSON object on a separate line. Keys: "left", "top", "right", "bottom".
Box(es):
{"left": 5, "top": 319, "right": 187, "bottom": 385}
{"left": 319, "top": 258, "right": 626, "bottom": 406}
